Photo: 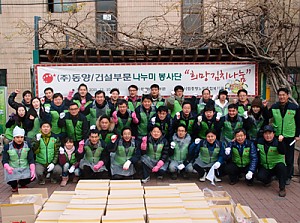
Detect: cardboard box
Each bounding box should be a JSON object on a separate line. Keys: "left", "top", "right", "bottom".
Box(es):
{"left": 69, "top": 194, "right": 107, "bottom": 205}
{"left": 1, "top": 203, "right": 40, "bottom": 223}
{"left": 102, "top": 214, "right": 145, "bottom": 223}
{"left": 63, "top": 204, "right": 105, "bottom": 216}
{"left": 107, "top": 196, "right": 144, "bottom": 205}
{"left": 144, "top": 194, "right": 182, "bottom": 204}
{"left": 234, "top": 204, "right": 259, "bottom": 223}
{"left": 18, "top": 188, "right": 48, "bottom": 204}
{"left": 42, "top": 201, "right": 69, "bottom": 211}
{"left": 185, "top": 207, "right": 216, "bottom": 217}
{"left": 109, "top": 188, "right": 144, "bottom": 196}
{"left": 144, "top": 186, "right": 179, "bottom": 195}
{"left": 106, "top": 203, "right": 145, "bottom": 215}
{"left": 169, "top": 183, "right": 201, "bottom": 193}
{"left": 47, "top": 194, "right": 74, "bottom": 202}
{"left": 10, "top": 194, "right": 44, "bottom": 206}
{"left": 75, "top": 179, "right": 110, "bottom": 192}
{"left": 147, "top": 214, "right": 192, "bottom": 223}
{"left": 2, "top": 214, "right": 36, "bottom": 223}
{"left": 258, "top": 218, "right": 278, "bottom": 223}
{"left": 36, "top": 210, "right": 63, "bottom": 220}
{"left": 109, "top": 179, "right": 141, "bottom": 187}
{"left": 58, "top": 212, "right": 102, "bottom": 221}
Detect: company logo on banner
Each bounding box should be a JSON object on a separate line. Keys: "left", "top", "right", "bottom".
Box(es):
{"left": 35, "top": 62, "right": 258, "bottom": 97}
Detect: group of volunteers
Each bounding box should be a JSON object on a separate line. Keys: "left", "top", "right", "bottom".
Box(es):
{"left": 2, "top": 83, "right": 300, "bottom": 197}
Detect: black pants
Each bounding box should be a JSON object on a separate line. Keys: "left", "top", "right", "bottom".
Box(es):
{"left": 225, "top": 162, "right": 253, "bottom": 184}
{"left": 80, "top": 166, "right": 109, "bottom": 179}
{"left": 282, "top": 138, "right": 295, "bottom": 179}
{"left": 8, "top": 178, "right": 31, "bottom": 189}
{"left": 142, "top": 163, "right": 165, "bottom": 179}
{"left": 193, "top": 163, "right": 222, "bottom": 177}
{"left": 256, "top": 163, "right": 286, "bottom": 190}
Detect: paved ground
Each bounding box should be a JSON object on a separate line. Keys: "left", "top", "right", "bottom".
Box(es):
{"left": 0, "top": 151, "right": 299, "bottom": 223}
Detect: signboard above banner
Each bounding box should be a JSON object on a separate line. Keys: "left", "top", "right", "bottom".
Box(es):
{"left": 35, "top": 62, "right": 258, "bottom": 97}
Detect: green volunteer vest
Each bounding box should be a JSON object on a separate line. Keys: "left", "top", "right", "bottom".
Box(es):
{"left": 197, "top": 104, "right": 205, "bottom": 114}
{"left": 257, "top": 144, "right": 285, "bottom": 169}
{"left": 100, "top": 132, "right": 114, "bottom": 144}
{"left": 147, "top": 143, "right": 164, "bottom": 160}
{"left": 199, "top": 142, "right": 220, "bottom": 164}
{"left": 221, "top": 117, "right": 243, "bottom": 142}
{"left": 73, "top": 99, "right": 92, "bottom": 111}
{"left": 113, "top": 139, "right": 135, "bottom": 165}
{"left": 155, "top": 101, "right": 165, "bottom": 108}
{"left": 171, "top": 142, "right": 189, "bottom": 162}
{"left": 272, "top": 109, "right": 296, "bottom": 137}
{"left": 27, "top": 117, "right": 41, "bottom": 139}
{"left": 50, "top": 110, "right": 67, "bottom": 134}
{"left": 89, "top": 103, "right": 111, "bottom": 126}
{"left": 84, "top": 144, "right": 104, "bottom": 164}
{"left": 197, "top": 122, "right": 215, "bottom": 139}
{"left": 65, "top": 119, "right": 83, "bottom": 141}
{"left": 35, "top": 137, "right": 57, "bottom": 165}
{"left": 63, "top": 152, "right": 77, "bottom": 165}
{"left": 170, "top": 100, "right": 183, "bottom": 118}
{"left": 116, "top": 116, "right": 132, "bottom": 134}
{"left": 138, "top": 109, "right": 156, "bottom": 137}
{"left": 128, "top": 101, "right": 141, "bottom": 112}
{"left": 238, "top": 105, "right": 251, "bottom": 115}
{"left": 248, "top": 118, "right": 264, "bottom": 141}
{"left": 215, "top": 105, "right": 228, "bottom": 116}
{"left": 7, "top": 142, "right": 30, "bottom": 168}
{"left": 179, "top": 119, "right": 195, "bottom": 134}
{"left": 232, "top": 146, "right": 250, "bottom": 168}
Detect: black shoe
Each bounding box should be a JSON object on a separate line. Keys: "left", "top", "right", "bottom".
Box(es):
{"left": 279, "top": 189, "right": 286, "bottom": 197}
{"left": 247, "top": 181, "right": 253, "bottom": 186}
{"left": 285, "top": 178, "right": 291, "bottom": 185}
{"left": 157, "top": 175, "right": 163, "bottom": 180}
{"left": 171, "top": 173, "right": 177, "bottom": 180}
{"left": 263, "top": 182, "right": 271, "bottom": 187}
{"left": 229, "top": 180, "right": 238, "bottom": 185}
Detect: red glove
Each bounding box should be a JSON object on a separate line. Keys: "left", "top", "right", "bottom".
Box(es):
{"left": 78, "top": 140, "right": 85, "bottom": 153}
{"left": 4, "top": 163, "right": 14, "bottom": 174}
{"left": 112, "top": 111, "right": 118, "bottom": 124}
{"left": 93, "top": 161, "right": 104, "bottom": 171}
{"left": 132, "top": 112, "right": 139, "bottom": 124}
{"left": 67, "top": 89, "right": 74, "bottom": 100}
{"left": 141, "top": 136, "right": 147, "bottom": 150}
{"left": 30, "top": 164, "right": 36, "bottom": 181}
{"left": 152, "top": 160, "right": 164, "bottom": 172}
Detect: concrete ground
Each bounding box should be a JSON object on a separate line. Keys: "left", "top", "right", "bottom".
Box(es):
{"left": 0, "top": 151, "right": 299, "bottom": 223}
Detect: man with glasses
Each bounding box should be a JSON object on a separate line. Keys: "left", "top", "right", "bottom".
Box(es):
{"left": 127, "top": 85, "right": 141, "bottom": 112}
{"left": 236, "top": 89, "right": 251, "bottom": 115}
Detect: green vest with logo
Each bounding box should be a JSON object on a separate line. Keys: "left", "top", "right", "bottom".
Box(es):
{"left": 35, "top": 137, "right": 57, "bottom": 165}
{"left": 198, "top": 122, "right": 214, "bottom": 139}
{"left": 116, "top": 116, "right": 132, "bottom": 135}
{"left": 138, "top": 108, "right": 156, "bottom": 137}
{"left": 73, "top": 99, "right": 92, "bottom": 111}
{"left": 257, "top": 144, "right": 285, "bottom": 169}
{"left": 179, "top": 119, "right": 195, "bottom": 135}
{"left": 84, "top": 144, "right": 105, "bottom": 164}
{"left": 7, "top": 142, "right": 30, "bottom": 168}
{"left": 272, "top": 109, "right": 296, "bottom": 137}
{"left": 248, "top": 118, "right": 264, "bottom": 141}
{"left": 128, "top": 101, "right": 141, "bottom": 112}
{"left": 238, "top": 105, "right": 251, "bottom": 115}
{"left": 113, "top": 139, "right": 135, "bottom": 165}
{"left": 65, "top": 119, "right": 83, "bottom": 141}
{"left": 232, "top": 146, "right": 250, "bottom": 168}
{"left": 63, "top": 152, "right": 77, "bottom": 165}
{"left": 221, "top": 116, "right": 243, "bottom": 143}
{"left": 27, "top": 117, "right": 41, "bottom": 139}
{"left": 170, "top": 100, "right": 183, "bottom": 118}
{"left": 50, "top": 110, "right": 67, "bottom": 134}
{"left": 199, "top": 142, "right": 220, "bottom": 164}
{"left": 171, "top": 142, "right": 189, "bottom": 162}
{"left": 89, "top": 103, "right": 111, "bottom": 126}
{"left": 147, "top": 143, "right": 164, "bottom": 160}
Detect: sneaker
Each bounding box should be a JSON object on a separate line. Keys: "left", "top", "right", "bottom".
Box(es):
{"left": 278, "top": 189, "right": 286, "bottom": 197}
{"left": 141, "top": 176, "right": 150, "bottom": 184}
{"left": 214, "top": 176, "right": 222, "bottom": 182}
{"left": 171, "top": 173, "right": 177, "bottom": 180}
{"left": 38, "top": 179, "right": 46, "bottom": 185}
{"left": 285, "top": 178, "right": 291, "bottom": 185}
{"left": 11, "top": 187, "right": 18, "bottom": 193}
{"left": 199, "top": 172, "right": 207, "bottom": 182}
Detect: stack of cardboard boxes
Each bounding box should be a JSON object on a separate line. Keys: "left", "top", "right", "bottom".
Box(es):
{"left": 1, "top": 180, "right": 279, "bottom": 223}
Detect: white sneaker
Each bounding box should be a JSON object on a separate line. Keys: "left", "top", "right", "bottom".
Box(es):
{"left": 141, "top": 176, "right": 150, "bottom": 184}
{"left": 214, "top": 176, "right": 222, "bottom": 182}
{"left": 199, "top": 172, "right": 207, "bottom": 182}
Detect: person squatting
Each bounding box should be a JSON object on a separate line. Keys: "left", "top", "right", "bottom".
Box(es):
{"left": 2, "top": 84, "right": 300, "bottom": 197}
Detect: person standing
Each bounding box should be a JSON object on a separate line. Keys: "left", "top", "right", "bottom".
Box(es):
{"left": 268, "top": 87, "right": 300, "bottom": 185}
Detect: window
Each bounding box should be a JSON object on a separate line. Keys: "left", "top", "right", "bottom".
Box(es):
{"left": 96, "top": 0, "right": 117, "bottom": 44}
{"left": 48, "top": 0, "right": 77, "bottom": 13}
{"left": 0, "top": 0, "right": 2, "bottom": 14}
{"left": 0, "top": 69, "right": 7, "bottom": 86}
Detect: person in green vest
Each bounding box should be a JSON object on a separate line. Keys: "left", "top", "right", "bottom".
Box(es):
{"left": 77, "top": 129, "right": 109, "bottom": 179}
{"left": 192, "top": 104, "right": 218, "bottom": 140}
{"left": 166, "top": 85, "right": 185, "bottom": 118}
{"left": 112, "top": 99, "right": 132, "bottom": 135}
{"left": 132, "top": 94, "right": 156, "bottom": 139}
{"left": 71, "top": 83, "right": 93, "bottom": 116}
{"left": 224, "top": 128, "right": 258, "bottom": 185}
{"left": 148, "top": 106, "right": 173, "bottom": 142}
{"left": 44, "top": 93, "right": 68, "bottom": 140}
{"left": 25, "top": 97, "right": 47, "bottom": 143}
{"left": 108, "top": 127, "right": 141, "bottom": 179}
{"left": 194, "top": 88, "right": 215, "bottom": 115}
{"left": 168, "top": 125, "right": 192, "bottom": 180}
{"left": 59, "top": 102, "right": 89, "bottom": 147}
{"left": 268, "top": 87, "right": 300, "bottom": 185}
{"left": 107, "top": 88, "right": 121, "bottom": 110}
{"left": 126, "top": 85, "right": 141, "bottom": 112}
{"left": 87, "top": 90, "right": 114, "bottom": 127}
{"left": 58, "top": 137, "right": 80, "bottom": 186}
{"left": 214, "top": 89, "right": 229, "bottom": 117}
{"left": 150, "top": 84, "right": 165, "bottom": 109}
{"left": 172, "top": 101, "right": 196, "bottom": 136}
{"left": 2, "top": 126, "right": 35, "bottom": 192}
{"left": 187, "top": 129, "right": 224, "bottom": 182}
{"left": 235, "top": 89, "right": 251, "bottom": 115}
{"left": 246, "top": 96, "right": 269, "bottom": 143}
{"left": 256, "top": 125, "right": 287, "bottom": 197}
{"left": 216, "top": 103, "right": 249, "bottom": 146}
{"left": 96, "top": 115, "right": 117, "bottom": 145}
{"left": 42, "top": 87, "right": 54, "bottom": 107}
{"left": 141, "top": 126, "right": 169, "bottom": 183}
{"left": 4, "top": 104, "right": 27, "bottom": 145}
{"left": 31, "top": 121, "right": 61, "bottom": 185}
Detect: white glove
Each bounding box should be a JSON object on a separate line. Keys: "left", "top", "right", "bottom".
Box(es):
{"left": 243, "top": 111, "right": 248, "bottom": 119}
{"left": 225, "top": 147, "right": 231, "bottom": 155}
{"left": 36, "top": 133, "right": 42, "bottom": 141}
{"left": 195, "top": 138, "right": 201, "bottom": 144}
{"left": 213, "top": 162, "right": 221, "bottom": 169}
{"left": 171, "top": 90, "right": 175, "bottom": 96}
{"left": 47, "top": 163, "right": 55, "bottom": 172}
{"left": 59, "top": 147, "right": 65, "bottom": 155}
{"left": 90, "top": 125, "right": 96, "bottom": 130}
{"left": 245, "top": 171, "right": 253, "bottom": 180}
{"left": 124, "top": 96, "right": 128, "bottom": 101}
{"left": 197, "top": 116, "right": 202, "bottom": 124}
{"left": 170, "top": 142, "right": 176, "bottom": 149}
{"left": 59, "top": 112, "right": 65, "bottom": 119}
{"left": 193, "top": 93, "right": 198, "bottom": 97}
{"left": 216, "top": 113, "right": 222, "bottom": 121}
{"left": 212, "top": 94, "right": 218, "bottom": 100}
{"left": 176, "top": 112, "right": 180, "bottom": 120}
{"left": 45, "top": 106, "right": 50, "bottom": 113}
{"left": 123, "top": 160, "right": 132, "bottom": 170}
{"left": 177, "top": 164, "right": 185, "bottom": 170}
{"left": 69, "top": 165, "right": 75, "bottom": 173}
{"left": 143, "top": 89, "right": 148, "bottom": 94}
{"left": 151, "top": 117, "right": 156, "bottom": 125}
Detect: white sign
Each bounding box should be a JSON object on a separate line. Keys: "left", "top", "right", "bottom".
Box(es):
{"left": 35, "top": 62, "right": 258, "bottom": 98}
